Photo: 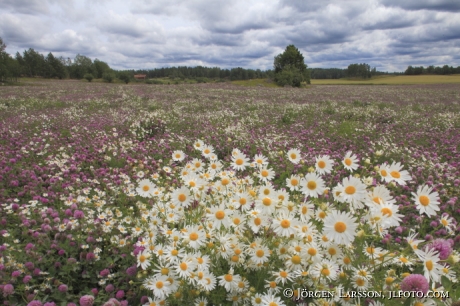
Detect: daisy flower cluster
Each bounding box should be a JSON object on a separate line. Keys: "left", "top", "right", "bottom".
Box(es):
{"left": 120, "top": 142, "right": 459, "bottom": 306}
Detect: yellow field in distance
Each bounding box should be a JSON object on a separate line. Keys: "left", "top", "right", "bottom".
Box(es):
{"left": 311, "top": 74, "right": 460, "bottom": 85}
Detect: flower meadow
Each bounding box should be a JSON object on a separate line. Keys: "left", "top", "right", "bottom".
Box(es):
{"left": 0, "top": 81, "right": 459, "bottom": 306}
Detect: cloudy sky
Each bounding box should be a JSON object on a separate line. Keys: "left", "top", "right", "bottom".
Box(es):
{"left": 1, "top": 0, "right": 459, "bottom": 72}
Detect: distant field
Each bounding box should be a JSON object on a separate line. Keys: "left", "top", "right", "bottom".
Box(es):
{"left": 311, "top": 74, "right": 460, "bottom": 85}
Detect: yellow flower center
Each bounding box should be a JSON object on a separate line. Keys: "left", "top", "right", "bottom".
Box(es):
{"left": 178, "top": 194, "right": 186, "bottom": 202}
{"left": 161, "top": 268, "right": 169, "bottom": 275}
{"left": 291, "top": 255, "right": 301, "bottom": 265}
{"left": 189, "top": 233, "right": 198, "bottom": 241}
{"left": 261, "top": 170, "right": 269, "bottom": 177}
{"left": 318, "top": 160, "right": 326, "bottom": 168}
{"left": 419, "top": 195, "right": 430, "bottom": 206}
{"left": 345, "top": 186, "right": 356, "bottom": 195}
{"left": 373, "top": 196, "right": 382, "bottom": 204}
{"left": 143, "top": 185, "right": 150, "bottom": 191}
{"left": 356, "top": 278, "right": 365, "bottom": 286}
{"left": 175, "top": 153, "right": 181, "bottom": 158}
{"left": 390, "top": 171, "right": 400, "bottom": 178}
{"left": 307, "top": 181, "right": 317, "bottom": 190}
{"left": 426, "top": 260, "right": 433, "bottom": 271}
{"left": 308, "top": 248, "right": 317, "bottom": 256}
{"left": 344, "top": 158, "right": 352, "bottom": 166}
{"left": 291, "top": 178, "right": 299, "bottom": 186}
{"left": 224, "top": 274, "right": 233, "bottom": 282}
{"left": 156, "top": 281, "right": 164, "bottom": 289}
{"left": 328, "top": 247, "right": 337, "bottom": 255}
{"left": 262, "top": 197, "right": 272, "bottom": 206}
{"left": 280, "top": 271, "right": 288, "bottom": 278}
{"left": 221, "top": 178, "right": 230, "bottom": 186}
{"left": 254, "top": 218, "right": 261, "bottom": 226}
{"left": 381, "top": 207, "right": 392, "bottom": 216}
{"left": 180, "top": 262, "right": 188, "bottom": 270}
{"left": 280, "top": 219, "right": 290, "bottom": 228}
{"left": 139, "top": 255, "right": 146, "bottom": 262}
{"left": 239, "top": 198, "right": 247, "bottom": 206}
{"left": 171, "top": 249, "right": 178, "bottom": 256}
{"left": 321, "top": 268, "right": 330, "bottom": 276}
{"left": 256, "top": 250, "right": 265, "bottom": 257}
{"left": 290, "top": 153, "right": 297, "bottom": 159}
{"left": 215, "top": 210, "right": 225, "bottom": 220}
{"left": 334, "top": 221, "right": 347, "bottom": 233}
{"left": 235, "top": 158, "right": 243, "bottom": 165}
{"left": 380, "top": 169, "right": 387, "bottom": 176}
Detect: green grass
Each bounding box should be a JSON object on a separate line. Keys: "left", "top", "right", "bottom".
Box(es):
{"left": 231, "top": 78, "right": 280, "bottom": 88}
{"left": 311, "top": 74, "right": 460, "bottom": 85}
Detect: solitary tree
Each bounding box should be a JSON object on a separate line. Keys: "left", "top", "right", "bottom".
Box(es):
{"left": 273, "top": 45, "right": 310, "bottom": 87}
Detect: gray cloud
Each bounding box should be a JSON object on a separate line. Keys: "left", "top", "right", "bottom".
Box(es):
{"left": 0, "top": 0, "right": 459, "bottom": 71}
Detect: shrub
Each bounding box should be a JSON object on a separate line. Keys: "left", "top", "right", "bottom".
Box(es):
{"left": 102, "top": 72, "right": 115, "bottom": 83}
{"left": 84, "top": 73, "right": 93, "bottom": 82}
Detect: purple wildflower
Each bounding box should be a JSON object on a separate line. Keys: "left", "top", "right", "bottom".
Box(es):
{"left": 400, "top": 274, "right": 429, "bottom": 295}
{"left": 3, "top": 284, "right": 14, "bottom": 296}
{"left": 425, "top": 238, "right": 453, "bottom": 260}
{"left": 79, "top": 295, "right": 95, "bottom": 306}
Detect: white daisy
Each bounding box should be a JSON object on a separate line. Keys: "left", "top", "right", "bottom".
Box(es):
{"left": 386, "top": 161, "right": 411, "bottom": 185}
{"left": 338, "top": 176, "right": 367, "bottom": 209}
{"left": 342, "top": 151, "right": 359, "bottom": 171}
{"left": 136, "top": 179, "right": 155, "bottom": 198}
{"left": 193, "top": 139, "right": 205, "bottom": 151}
{"left": 231, "top": 151, "right": 250, "bottom": 171}
{"left": 182, "top": 225, "right": 206, "bottom": 249}
{"left": 253, "top": 154, "right": 269, "bottom": 168}
{"left": 144, "top": 275, "right": 171, "bottom": 299}
{"left": 309, "top": 260, "right": 339, "bottom": 281}
{"left": 322, "top": 210, "right": 358, "bottom": 245}
{"left": 412, "top": 185, "right": 440, "bottom": 217}
{"left": 286, "top": 175, "right": 301, "bottom": 191}
{"left": 206, "top": 204, "right": 232, "bottom": 229}
{"left": 287, "top": 148, "right": 302, "bottom": 164}
{"left": 201, "top": 144, "right": 214, "bottom": 158}
{"left": 250, "top": 244, "right": 270, "bottom": 265}
{"left": 172, "top": 150, "right": 186, "bottom": 162}
{"left": 418, "top": 249, "right": 443, "bottom": 283}
{"left": 171, "top": 186, "right": 193, "bottom": 208}
{"left": 366, "top": 185, "right": 395, "bottom": 207}
{"left": 137, "top": 249, "right": 151, "bottom": 270}
{"left": 218, "top": 269, "right": 241, "bottom": 292}
{"left": 258, "top": 167, "right": 275, "bottom": 183}
{"left": 315, "top": 155, "right": 334, "bottom": 174}
{"left": 300, "top": 173, "right": 326, "bottom": 198}
{"left": 272, "top": 212, "right": 298, "bottom": 237}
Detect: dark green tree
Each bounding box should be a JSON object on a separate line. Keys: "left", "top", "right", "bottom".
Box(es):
{"left": 102, "top": 71, "right": 115, "bottom": 83}
{"left": 273, "top": 45, "right": 310, "bottom": 87}
{"left": 84, "top": 73, "right": 94, "bottom": 82}
{"left": 118, "top": 72, "right": 131, "bottom": 84}
{"left": 92, "top": 59, "right": 111, "bottom": 78}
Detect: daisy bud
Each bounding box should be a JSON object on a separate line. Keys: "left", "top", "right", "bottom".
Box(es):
{"left": 227, "top": 138, "right": 232, "bottom": 142}
{"left": 374, "top": 166, "right": 380, "bottom": 172}
{"left": 365, "top": 158, "right": 370, "bottom": 164}
{"left": 375, "top": 150, "right": 383, "bottom": 156}
{"left": 357, "top": 230, "right": 365, "bottom": 237}
{"left": 278, "top": 151, "right": 283, "bottom": 156}
{"left": 353, "top": 173, "right": 360, "bottom": 178}
{"left": 308, "top": 167, "right": 315, "bottom": 173}
{"left": 447, "top": 254, "right": 459, "bottom": 265}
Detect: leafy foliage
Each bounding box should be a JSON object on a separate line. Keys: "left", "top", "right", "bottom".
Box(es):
{"left": 84, "top": 73, "right": 94, "bottom": 82}
{"left": 273, "top": 45, "right": 310, "bottom": 87}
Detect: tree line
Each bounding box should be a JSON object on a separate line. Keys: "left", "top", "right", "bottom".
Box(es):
{"left": 404, "top": 65, "right": 460, "bottom": 75}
